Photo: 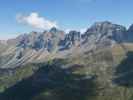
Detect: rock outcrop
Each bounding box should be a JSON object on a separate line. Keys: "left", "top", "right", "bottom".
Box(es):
{"left": 1, "top": 21, "right": 133, "bottom": 68}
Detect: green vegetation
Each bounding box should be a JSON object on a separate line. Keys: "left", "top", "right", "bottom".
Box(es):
{"left": 1, "top": 45, "right": 133, "bottom": 100}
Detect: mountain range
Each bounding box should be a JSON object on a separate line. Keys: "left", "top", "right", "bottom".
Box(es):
{"left": 0, "top": 21, "right": 133, "bottom": 68}
{"left": 1, "top": 21, "right": 133, "bottom": 100}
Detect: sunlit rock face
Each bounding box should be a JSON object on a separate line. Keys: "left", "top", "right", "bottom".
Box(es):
{"left": 1, "top": 21, "right": 133, "bottom": 69}
{"left": 14, "top": 28, "right": 65, "bottom": 52}
{"left": 5, "top": 21, "right": 128, "bottom": 53}
{"left": 82, "top": 21, "right": 127, "bottom": 46}
{"left": 125, "top": 24, "right": 133, "bottom": 42}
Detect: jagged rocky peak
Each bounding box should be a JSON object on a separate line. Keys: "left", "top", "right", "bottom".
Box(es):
{"left": 49, "top": 27, "right": 58, "bottom": 33}
{"left": 15, "top": 28, "right": 66, "bottom": 52}
{"left": 125, "top": 24, "right": 133, "bottom": 42}
{"left": 87, "top": 21, "right": 126, "bottom": 34}
{"left": 4, "top": 21, "right": 132, "bottom": 53}
{"left": 55, "top": 30, "right": 81, "bottom": 51}
{"left": 50, "top": 27, "right": 65, "bottom": 39}
{"left": 128, "top": 24, "right": 133, "bottom": 32}
{"left": 2, "top": 21, "right": 133, "bottom": 69}
{"left": 67, "top": 31, "right": 80, "bottom": 45}
{"left": 69, "top": 31, "right": 80, "bottom": 39}
{"left": 82, "top": 21, "right": 127, "bottom": 44}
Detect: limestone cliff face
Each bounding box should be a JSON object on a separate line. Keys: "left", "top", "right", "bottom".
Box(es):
{"left": 0, "top": 21, "right": 133, "bottom": 68}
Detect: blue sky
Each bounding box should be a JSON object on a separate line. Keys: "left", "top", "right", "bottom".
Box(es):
{"left": 0, "top": 0, "right": 133, "bottom": 39}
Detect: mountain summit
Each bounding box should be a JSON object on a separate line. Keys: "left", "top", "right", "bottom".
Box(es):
{"left": 0, "top": 21, "right": 132, "bottom": 68}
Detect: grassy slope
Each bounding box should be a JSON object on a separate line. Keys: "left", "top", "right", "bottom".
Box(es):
{"left": 1, "top": 43, "right": 133, "bottom": 100}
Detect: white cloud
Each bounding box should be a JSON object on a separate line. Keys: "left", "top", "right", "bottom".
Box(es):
{"left": 16, "top": 12, "right": 58, "bottom": 30}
